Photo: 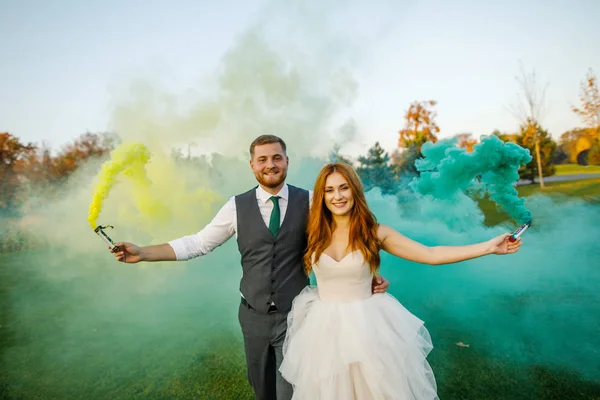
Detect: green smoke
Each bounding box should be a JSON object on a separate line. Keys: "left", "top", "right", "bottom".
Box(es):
{"left": 410, "top": 135, "right": 533, "bottom": 225}
{"left": 366, "top": 187, "right": 600, "bottom": 385}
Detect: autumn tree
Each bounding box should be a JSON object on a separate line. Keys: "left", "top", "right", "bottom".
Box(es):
{"left": 0, "top": 132, "right": 115, "bottom": 213}
{"left": 517, "top": 121, "right": 556, "bottom": 183}
{"left": 51, "top": 132, "right": 116, "bottom": 180}
{"left": 398, "top": 100, "right": 440, "bottom": 150}
{"left": 492, "top": 129, "right": 519, "bottom": 144}
{"left": 395, "top": 100, "right": 440, "bottom": 176}
{"left": 572, "top": 68, "right": 600, "bottom": 130}
{"left": 571, "top": 68, "right": 600, "bottom": 165}
{"left": 508, "top": 63, "right": 549, "bottom": 187}
{"left": 454, "top": 133, "right": 478, "bottom": 152}
{"left": 557, "top": 128, "right": 593, "bottom": 164}
{"left": 0, "top": 133, "right": 36, "bottom": 211}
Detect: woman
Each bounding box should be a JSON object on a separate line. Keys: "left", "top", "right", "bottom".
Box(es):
{"left": 279, "top": 163, "right": 522, "bottom": 399}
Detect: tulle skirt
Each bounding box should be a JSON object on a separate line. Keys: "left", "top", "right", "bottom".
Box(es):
{"left": 280, "top": 286, "right": 438, "bottom": 399}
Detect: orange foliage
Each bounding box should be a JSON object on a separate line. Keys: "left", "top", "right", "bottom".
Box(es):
{"left": 0, "top": 132, "right": 114, "bottom": 211}
{"left": 455, "top": 133, "right": 478, "bottom": 152}
{"left": 0, "top": 133, "right": 36, "bottom": 208}
{"left": 398, "top": 100, "right": 440, "bottom": 148}
{"left": 572, "top": 68, "right": 600, "bottom": 132}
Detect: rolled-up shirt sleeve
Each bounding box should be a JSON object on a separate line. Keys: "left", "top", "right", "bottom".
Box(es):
{"left": 168, "top": 197, "right": 236, "bottom": 260}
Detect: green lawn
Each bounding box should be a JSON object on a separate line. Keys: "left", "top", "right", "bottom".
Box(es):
{"left": 480, "top": 177, "right": 600, "bottom": 226}
{"left": 554, "top": 164, "right": 600, "bottom": 176}
{"left": 517, "top": 177, "right": 600, "bottom": 198}
{"left": 2, "top": 249, "right": 599, "bottom": 400}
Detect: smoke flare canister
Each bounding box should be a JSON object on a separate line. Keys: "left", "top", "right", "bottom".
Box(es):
{"left": 94, "top": 225, "right": 119, "bottom": 251}
{"left": 508, "top": 220, "right": 531, "bottom": 242}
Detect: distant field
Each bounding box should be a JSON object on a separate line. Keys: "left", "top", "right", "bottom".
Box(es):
{"left": 517, "top": 176, "right": 600, "bottom": 199}
{"left": 480, "top": 177, "right": 600, "bottom": 226}
{"left": 554, "top": 164, "right": 600, "bottom": 175}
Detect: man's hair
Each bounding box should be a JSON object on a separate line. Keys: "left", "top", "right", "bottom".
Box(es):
{"left": 249, "top": 134, "right": 287, "bottom": 157}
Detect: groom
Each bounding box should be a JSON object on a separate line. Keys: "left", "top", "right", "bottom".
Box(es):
{"left": 111, "top": 134, "right": 390, "bottom": 400}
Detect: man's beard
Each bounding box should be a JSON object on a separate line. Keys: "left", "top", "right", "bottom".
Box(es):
{"left": 256, "top": 170, "right": 287, "bottom": 188}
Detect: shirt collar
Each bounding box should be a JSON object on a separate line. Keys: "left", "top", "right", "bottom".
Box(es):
{"left": 256, "top": 183, "right": 289, "bottom": 203}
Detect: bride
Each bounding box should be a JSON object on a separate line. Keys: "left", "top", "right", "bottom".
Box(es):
{"left": 279, "top": 162, "right": 523, "bottom": 399}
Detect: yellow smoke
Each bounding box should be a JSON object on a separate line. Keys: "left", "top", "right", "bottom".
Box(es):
{"left": 87, "top": 141, "right": 223, "bottom": 241}
{"left": 88, "top": 142, "right": 156, "bottom": 229}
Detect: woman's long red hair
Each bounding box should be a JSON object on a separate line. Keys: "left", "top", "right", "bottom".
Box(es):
{"left": 304, "top": 163, "right": 381, "bottom": 275}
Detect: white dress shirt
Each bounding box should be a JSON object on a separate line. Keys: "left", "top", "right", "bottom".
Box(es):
{"left": 168, "top": 183, "right": 313, "bottom": 260}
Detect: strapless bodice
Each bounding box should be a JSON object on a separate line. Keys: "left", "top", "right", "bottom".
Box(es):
{"left": 313, "top": 250, "right": 372, "bottom": 302}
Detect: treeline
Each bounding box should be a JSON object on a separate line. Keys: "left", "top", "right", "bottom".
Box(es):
{"left": 340, "top": 67, "right": 600, "bottom": 189}
{"left": 0, "top": 132, "right": 115, "bottom": 214}
{"left": 2, "top": 68, "right": 599, "bottom": 214}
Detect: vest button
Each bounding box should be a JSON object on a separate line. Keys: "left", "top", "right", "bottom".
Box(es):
{"left": 273, "top": 254, "right": 276, "bottom": 258}
{"left": 271, "top": 280, "right": 275, "bottom": 284}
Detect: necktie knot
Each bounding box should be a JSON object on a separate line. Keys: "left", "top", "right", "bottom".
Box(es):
{"left": 269, "top": 196, "right": 281, "bottom": 237}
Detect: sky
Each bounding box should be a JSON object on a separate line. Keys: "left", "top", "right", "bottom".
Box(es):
{"left": 1, "top": 0, "right": 599, "bottom": 157}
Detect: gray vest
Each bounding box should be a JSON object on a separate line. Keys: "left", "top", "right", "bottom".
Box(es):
{"left": 235, "top": 185, "right": 309, "bottom": 314}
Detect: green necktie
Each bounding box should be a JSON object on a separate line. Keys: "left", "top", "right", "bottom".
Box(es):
{"left": 268, "top": 196, "right": 281, "bottom": 237}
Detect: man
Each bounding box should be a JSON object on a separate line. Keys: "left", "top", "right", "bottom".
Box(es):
{"left": 111, "top": 134, "right": 390, "bottom": 400}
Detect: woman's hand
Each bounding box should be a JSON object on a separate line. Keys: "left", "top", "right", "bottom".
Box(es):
{"left": 488, "top": 233, "right": 523, "bottom": 255}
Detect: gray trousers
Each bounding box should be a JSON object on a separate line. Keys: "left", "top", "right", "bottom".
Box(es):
{"left": 238, "top": 302, "right": 293, "bottom": 400}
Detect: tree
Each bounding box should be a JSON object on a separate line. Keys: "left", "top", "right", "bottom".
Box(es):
{"left": 0, "top": 132, "right": 116, "bottom": 213}
{"left": 356, "top": 142, "right": 397, "bottom": 195}
{"left": 572, "top": 68, "right": 600, "bottom": 131}
{"left": 391, "top": 146, "right": 420, "bottom": 177}
{"left": 398, "top": 100, "right": 440, "bottom": 151}
{"left": 508, "top": 63, "right": 549, "bottom": 188}
{"left": 328, "top": 143, "right": 354, "bottom": 166}
{"left": 395, "top": 100, "right": 440, "bottom": 176}
{"left": 454, "top": 133, "right": 478, "bottom": 152}
{"left": 51, "top": 132, "right": 115, "bottom": 180}
{"left": 557, "top": 128, "right": 594, "bottom": 164}
{"left": 14, "top": 143, "right": 53, "bottom": 187}
{"left": 0, "top": 133, "right": 36, "bottom": 210}
{"left": 492, "top": 129, "right": 519, "bottom": 144}
{"left": 571, "top": 68, "right": 600, "bottom": 165}
{"left": 552, "top": 146, "right": 569, "bottom": 165}
{"left": 588, "top": 140, "right": 600, "bottom": 165}
{"left": 517, "top": 121, "right": 556, "bottom": 183}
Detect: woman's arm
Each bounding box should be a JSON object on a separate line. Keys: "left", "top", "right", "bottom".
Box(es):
{"left": 377, "top": 224, "right": 522, "bottom": 266}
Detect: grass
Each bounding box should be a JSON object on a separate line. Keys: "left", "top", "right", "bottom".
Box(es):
{"left": 516, "top": 177, "right": 600, "bottom": 199}
{"left": 480, "top": 177, "right": 600, "bottom": 226}
{"left": 2, "top": 178, "right": 600, "bottom": 399}
{"left": 2, "top": 250, "right": 599, "bottom": 400}
{"left": 554, "top": 164, "right": 600, "bottom": 176}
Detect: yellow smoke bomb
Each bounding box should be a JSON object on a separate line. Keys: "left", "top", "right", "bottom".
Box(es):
{"left": 88, "top": 142, "right": 151, "bottom": 228}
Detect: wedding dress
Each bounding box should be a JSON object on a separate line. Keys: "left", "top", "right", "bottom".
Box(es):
{"left": 280, "top": 250, "right": 438, "bottom": 399}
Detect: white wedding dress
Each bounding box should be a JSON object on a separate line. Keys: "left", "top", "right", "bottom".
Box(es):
{"left": 279, "top": 250, "right": 438, "bottom": 399}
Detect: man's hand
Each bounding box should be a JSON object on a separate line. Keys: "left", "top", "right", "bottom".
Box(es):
{"left": 111, "top": 242, "right": 143, "bottom": 263}
{"left": 372, "top": 275, "right": 390, "bottom": 294}
{"left": 110, "top": 242, "right": 177, "bottom": 262}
